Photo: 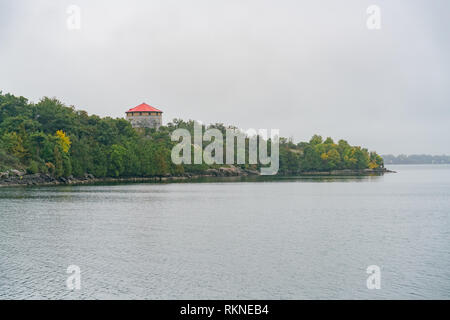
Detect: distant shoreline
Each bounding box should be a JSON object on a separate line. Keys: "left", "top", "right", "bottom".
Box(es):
{"left": 384, "top": 163, "right": 450, "bottom": 165}
{"left": 382, "top": 154, "right": 450, "bottom": 165}
{"left": 0, "top": 168, "right": 395, "bottom": 188}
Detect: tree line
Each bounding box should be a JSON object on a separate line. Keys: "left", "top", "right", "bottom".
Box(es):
{"left": 0, "top": 92, "right": 383, "bottom": 177}
{"left": 383, "top": 154, "right": 450, "bottom": 164}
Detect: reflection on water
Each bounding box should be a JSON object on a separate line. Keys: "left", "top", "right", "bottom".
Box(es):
{"left": 0, "top": 165, "right": 449, "bottom": 299}
{"left": 180, "top": 174, "right": 383, "bottom": 184}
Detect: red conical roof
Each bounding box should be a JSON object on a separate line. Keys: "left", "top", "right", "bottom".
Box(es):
{"left": 126, "top": 103, "right": 163, "bottom": 113}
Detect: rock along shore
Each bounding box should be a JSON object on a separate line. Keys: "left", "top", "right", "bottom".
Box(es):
{"left": 0, "top": 166, "right": 394, "bottom": 188}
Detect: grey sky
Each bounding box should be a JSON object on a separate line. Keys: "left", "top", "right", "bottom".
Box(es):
{"left": 0, "top": 0, "right": 449, "bottom": 154}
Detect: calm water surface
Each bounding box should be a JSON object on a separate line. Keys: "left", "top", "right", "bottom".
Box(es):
{"left": 1, "top": 165, "right": 449, "bottom": 299}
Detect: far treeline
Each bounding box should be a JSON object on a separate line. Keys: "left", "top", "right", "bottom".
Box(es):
{"left": 383, "top": 154, "right": 450, "bottom": 165}
{"left": 0, "top": 92, "right": 384, "bottom": 177}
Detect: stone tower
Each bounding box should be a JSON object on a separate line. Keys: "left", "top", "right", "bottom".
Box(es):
{"left": 125, "top": 103, "right": 163, "bottom": 130}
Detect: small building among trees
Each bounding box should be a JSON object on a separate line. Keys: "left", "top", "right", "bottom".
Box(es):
{"left": 125, "top": 103, "right": 163, "bottom": 130}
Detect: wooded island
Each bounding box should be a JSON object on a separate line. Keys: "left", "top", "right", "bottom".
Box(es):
{"left": 0, "top": 92, "right": 385, "bottom": 185}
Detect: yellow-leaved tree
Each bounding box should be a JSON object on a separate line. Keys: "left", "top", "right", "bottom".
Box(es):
{"left": 55, "top": 130, "right": 71, "bottom": 153}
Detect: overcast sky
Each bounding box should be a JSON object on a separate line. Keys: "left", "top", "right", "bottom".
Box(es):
{"left": 0, "top": 0, "right": 449, "bottom": 154}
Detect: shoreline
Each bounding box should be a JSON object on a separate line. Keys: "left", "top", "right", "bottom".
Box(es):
{"left": 0, "top": 168, "right": 395, "bottom": 188}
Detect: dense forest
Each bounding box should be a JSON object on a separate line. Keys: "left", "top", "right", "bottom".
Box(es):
{"left": 382, "top": 154, "right": 450, "bottom": 165}
{"left": 0, "top": 92, "right": 384, "bottom": 178}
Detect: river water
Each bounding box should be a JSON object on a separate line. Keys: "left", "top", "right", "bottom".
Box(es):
{"left": 0, "top": 165, "right": 449, "bottom": 299}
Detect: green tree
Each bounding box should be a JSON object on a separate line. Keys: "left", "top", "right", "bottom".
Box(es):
{"left": 108, "top": 144, "right": 127, "bottom": 177}
{"left": 309, "top": 134, "right": 323, "bottom": 145}
{"left": 53, "top": 146, "right": 64, "bottom": 178}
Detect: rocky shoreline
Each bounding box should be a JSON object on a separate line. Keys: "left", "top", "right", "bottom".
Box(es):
{"left": 0, "top": 166, "right": 259, "bottom": 187}
{"left": 0, "top": 167, "right": 394, "bottom": 188}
